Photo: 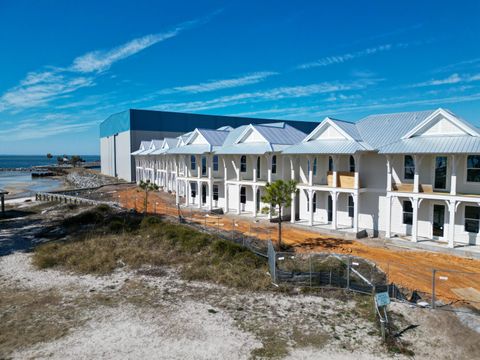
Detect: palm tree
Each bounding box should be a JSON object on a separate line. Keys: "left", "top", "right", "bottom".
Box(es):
{"left": 261, "top": 179, "right": 297, "bottom": 249}
{"left": 46, "top": 153, "right": 53, "bottom": 159}
{"left": 139, "top": 180, "right": 159, "bottom": 214}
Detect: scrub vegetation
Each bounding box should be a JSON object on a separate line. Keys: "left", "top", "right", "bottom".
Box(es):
{"left": 33, "top": 205, "right": 271, "bottom": 290}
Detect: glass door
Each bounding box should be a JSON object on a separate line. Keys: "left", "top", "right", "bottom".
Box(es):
{"left": 432, "top": 204, "right": 445, "bottom": 237}
{"left": 327, "top": 195, "right": 333, "bottom": 222}
{"left": 434, "top": 156, "right": 448, "bottom": 190}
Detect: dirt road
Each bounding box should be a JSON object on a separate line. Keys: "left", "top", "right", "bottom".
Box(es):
{"left": 115, "top": 186, "right": 480, "bottom": 306}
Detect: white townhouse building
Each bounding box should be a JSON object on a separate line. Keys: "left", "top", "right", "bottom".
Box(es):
{"left": 133, "top": 108, "right": 480, "bottom": 248}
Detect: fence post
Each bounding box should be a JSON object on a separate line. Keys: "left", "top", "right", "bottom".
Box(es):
{"left": 432, "top": 269, "right": 436, "bottom": 309}
{"left": 346, "top": 256, "right": 350, "bottom": 290}
{"left": 309, "top": 254, "right": 313, "bottom": 288}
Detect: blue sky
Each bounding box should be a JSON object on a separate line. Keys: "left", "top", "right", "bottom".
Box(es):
{"left": 1, "top": 0, "right": 480, "bottom": 155}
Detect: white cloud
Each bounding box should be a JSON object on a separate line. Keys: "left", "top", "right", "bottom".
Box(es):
{"left": 0, "top": 18, "right": 205, "bottom": 113}
{"left": 160, "top": 72, "right": 278, "bottom": 94}
{"left": 409, "top": 73, "right": 480, "bottom": 88}
{"left": 297, "top": 43, "right": 403, "bottom": 70}
{"left": 152, "top": 79, "right": 379, "bottom": 112}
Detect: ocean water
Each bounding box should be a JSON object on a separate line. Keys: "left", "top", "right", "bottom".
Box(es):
{"left": 0, "top": 155, "right": 100, "bottom": 198}
{"left": 0, "top": 155, "right": 100, "bottom": 169}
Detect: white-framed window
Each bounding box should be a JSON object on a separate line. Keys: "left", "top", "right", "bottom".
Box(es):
{"left": 190, "top": 155, "right": 196, "bottom": 170}
{"left": 328, "top": 156, "right": 333, "bottom": 172}
{"left": 191, "top": 182, "right": 197, "bottom": 198}
{"left": 271, "top": 155, "right": 277, "bottom": 174}
{"left": 240, "top": 186, "right": 246, "bottom": 204}
{"left": 240, "top": 155, "right": 247, "bottom": 173}
{"left": 404, "top": 155, "right": 415, "bottom": 180}
{"left": 349, "top": 156, "right": 355, "bottom": 172}
{"left": 467, "top": 155, "right": 480, "bottom": 183}
{"left": 201, "top": 156, "right": 207, "bottom": 176}
{"left": 213, "top": 155, "right": 219, "bottom": 172}
{"left": 213, "top": 185, "right": 219, "bottom": 201}
{"left": 465, "top": 206, "right": 480, "bottom": 233}
{"left": 402, "top": 200, "right": 413, "bottom": 225}
{"left": 257, "top": 157, "right": 261, "bottom": 179}
{"left": 348, "top": 195, "right": 354, "bottom": 218}
{"left": 313, "top": 158, "right": 317, "bottom": 176}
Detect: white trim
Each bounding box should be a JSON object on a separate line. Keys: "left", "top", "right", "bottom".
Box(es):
{"left": 234, "top": 125, "right": 269, "bottom": 144}
{"left": 464, "top": 154, "right": 480, "bottom": 185}
{"left": 303, "top": 117, "right": 355, "bottom": 142}
{"left": 402, "top": 108, "right": 480, "bottom": 139}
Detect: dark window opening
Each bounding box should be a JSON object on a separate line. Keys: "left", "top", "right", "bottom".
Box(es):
{"left": 403, "top": 200, "right": 413, "bottom": 225}
{"left": 240, "top": 156, "right": 247, "bottom": 173}
{"left": 404, "top": 155, "right": 415, "bottom": 180}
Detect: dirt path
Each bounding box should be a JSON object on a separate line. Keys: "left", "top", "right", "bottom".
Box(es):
{"left": 116, "top": 186, "right": 480, "bottom": 306}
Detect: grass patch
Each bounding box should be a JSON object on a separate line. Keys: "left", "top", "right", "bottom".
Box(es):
{"left": 0, "top": 287, "right": 84, "bottom": 357}
{"left": 33, "top": 209, "right": 270, "bottom": 290}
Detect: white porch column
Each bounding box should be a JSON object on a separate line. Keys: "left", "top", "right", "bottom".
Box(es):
{"left": 353, "top": 193, "right": 359, "bottom": 233}
{"left": 448, "top": 200, "right": 456, "bottom": 248}
{"left": 237, "top": 184, "right": 241, "bottom": 215}
{"left": 197, "top": 181, "right": 202, "bottom": 209}
{"left": 354, "top": 154, "right": 361, "bottom": 190}
{"left": 252, "top": 155, "right": 257, "bottom": 183}
{"left": 185, "top": 181, "right": 190, "bottom": 206}
{"left": 223, "top": 157, "right": 229, "bottom": 213}
{"left": 332, "top": 191, "right": 338, "bottom": 230}
{"left": 252, "top": 185, "right": 258, "bottom": 218}
{"left": 208, "top": 155, "right": 213, "bottom": 211}
{"left": 332, "top": 156, "right": 338, "bottom": 188}
{"left": 385, "top": 195, "right": 392, "bottom": 238}
{"left": 291, "top": 190, "right": 296, "bottom": 224}
{"left": 290, "top": 156, "right": 296, "bottom": 181}
{"left": 196, "top": 155, "right": 201, "bottom": 179}
{"left": 413, "top": 155, "right": 422, "bottom": 193}
{"left": 386, "top": 156, "right": 392, "bottom": 192}
{"left": 308, "top": 156, "right": 313, "bottom": 186}
{"left": 308, "top": 189, "right": 314, "bottom": 226}
{"left": 267, "top": 154, "right": 272, "bottom": 183}
{"left": 450, "top": 155, "right": 457, "bottom": 196}
{"left": 411, "top": 197, "right": 419, "bottom": 242}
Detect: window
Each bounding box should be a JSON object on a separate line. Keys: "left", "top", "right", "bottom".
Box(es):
{"left": 257, "top": 157, "right": 261, "bottom": 179}
{"left": 190, "top": 155, "right": 196, "bottom": 170}
{"left": 313, "top": 158, "right": 317, "bottom": 176}
{"left": 327, "top": 195, "right": 332, "bottom": 221}
{"left": 240, "top": 155, "right": 247, "bottom": 173}
{"left": 307, "top": 159, "right": 310, "bottom": 174}
{"left": 348, "top": 196, "right": 354, "bottom": 218}
{"left": 271, "top": 155, "right": 277, "bottom": 174}
{"left": 213, "top": 155, "right": 219, "bottom": 172}
{"left": 191, "top": 182, "right": 197, "bottom": 198}
{"left": 404, "top": 155, "right": 415, "bottom": 180}
{"left": 467, "top": 155, "right": 480, "bottom": 182}
{"left": 465, "top": 206, "right": 480, "bottom": 233}
{"left": 349, "top": 156, "right": 355, "bottom": 172}
{"left": 434, "top": 156, "right": 447, "bottom": 189}
{"left": 240, "top": 186, "right": 246, "bottom": 204}
{"left": 402, "top": 200, "right": 413, "bottom": 225}
{"left": 328, "top": 156, "right": 333, "bottom": 172}
{"left": 201, "top": 156, "right": 207, "bottom": 176}
{"left": 213, "top": 185, "right": 219, "bottom": 201}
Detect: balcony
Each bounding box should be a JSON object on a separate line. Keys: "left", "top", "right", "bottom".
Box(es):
{"left": 327, "top": 171, "right": 358, "bottom": 188}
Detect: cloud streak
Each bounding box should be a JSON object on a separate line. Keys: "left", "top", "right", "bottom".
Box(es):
{"left": 152, "top": 78, "right": 379, "bottom": 112}
{"left": 408, "top": 72, "right": 480, "bottom": 88}
{"left": 0, "top": 17, "right": 206, "bottom": 113}
{"left": 160, "top": 71, "right": 278, "bottom": 94}
{"left": 296, "top": 43, "right": 408, "bottom": 70}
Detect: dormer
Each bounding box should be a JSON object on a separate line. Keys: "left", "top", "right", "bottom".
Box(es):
{"left": 303, "top": 117, "right": 355, "bottom": 142}
{"left": 235, "top": 125, "right": 268, "bottom": 144}
{"left": 402, "top": 108, "right": 480, "bottom": 139}
{"left": 185, "top": 129, "right": 209, "bottom": 145}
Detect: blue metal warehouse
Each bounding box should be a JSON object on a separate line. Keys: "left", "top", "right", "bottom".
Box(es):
{"left": 100, "top": 109, "right": 318, "bottom": 181}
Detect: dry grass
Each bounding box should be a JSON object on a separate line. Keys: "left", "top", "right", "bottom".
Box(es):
{"left": 0, "top": 287, "right": 85, "bottom": 357}
{"left": 33, "top": 206, "right": 271, "bottom": 290}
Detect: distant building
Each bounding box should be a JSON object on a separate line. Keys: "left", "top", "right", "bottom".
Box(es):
{"left": 100, "top": 109, "right": 318, "bottom": 181}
